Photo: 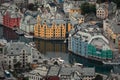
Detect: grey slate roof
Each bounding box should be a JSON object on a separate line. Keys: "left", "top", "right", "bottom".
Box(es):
{"left": 47, "top": 65, "right": 95, "bottom": 77}
{"left": 47, "top": 65, "right": 61, "bottom": 76}
{"left": 106, "top": 19, "right": 120, "bottom": 34}
{"left": 22, "top": 15, "right": 36, "bottom": 25}
{"left": 6, "top": 42, "right": 32, "bottom": 56}
{"left": 40, "top": 19, "right": 66, "bottom": 27}
{"left": 111, "top": 23, "right": 120, "bottom": 34}
{"left": 60, "top": 67, "right": 95, "bottom": 76}
{"left": 82, "top": 68, "right": 95, "bottom": 76}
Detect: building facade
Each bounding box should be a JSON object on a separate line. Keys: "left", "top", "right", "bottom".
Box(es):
{"left": 3, "top": 42, "right": 42, "bottom": 69}
{"left": 69, "top": 13, "right": 84, "bottom": 24}
{"left": 0, "top": 12, "right": 3, "bottom": 25}
{"left": 103, "top": 19, "right": 120, "bottom": 47}
{"left": 20, "top": 15, "right": 36, "bottom": 34}
{"left": 63, "top": 1, "right": 83, "bottom": 13}
{"left": 0, "top": 3, "right": 11, "bottom": 25}
{"left": 96, "top": 7, "right": 108, "bottom": 19}
{"left": 96, "top": 2, "right": 117, "bottom": 19}
{"left": 34, "top": 15, "right": 73, "bottom": 40}
{"left": 3, "top": 11, "right": 21, "bottom": 29}
{"left": 68, "top": 23, "right": 113, "bottom": 60}
{"left": 3, "top": 4, "right": 21, "bottom": 29}
{"left": 29, "top": 66, "right": 48, "bottom": 80}
{"left": 28, "top": 63, "right": 95, "bottom": 80}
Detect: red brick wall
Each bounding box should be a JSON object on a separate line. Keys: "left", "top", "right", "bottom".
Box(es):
{"left": 3, "top": 12, "right": 21, "bottom": 29}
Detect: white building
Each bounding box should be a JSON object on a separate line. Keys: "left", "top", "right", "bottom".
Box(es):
{"left": 96, "top": 2, "right": 117, "bottom": 19}
{"left": 28, "top": 0, "right": 34, "bottom": 4}
{"left": 45, "top": 3, "right": 57, "bottom": 14}
{"left": 29, "top": 65, "right": 48, "bottom": 80}
{"left": 87, "top": 0, "right": 97, "bottom": 4}
{"left": 63, "top": 1, "right": 84, "bottom": 13}
{"left": 12, "top": 0, "right": 28, "bottom": 8}
{"left": 3, "top": 42, "right": 42, "bottom": 69}
{"left": 69, "top": 13, "right": 84, "bottom": 24}
{"left": 0, "top": 3, "right": 22, "bottom": 25}
{"left": 0, "top": 3, "right": 11, "bottom": 25}
{"left": 20, "top": 15, "right": 36, "bottom": 34}
{"left": 0, "top": 13, "right": 3, "bottom": 25}
{"left": 28, "top": 64, "right": 95, "bottom": 80}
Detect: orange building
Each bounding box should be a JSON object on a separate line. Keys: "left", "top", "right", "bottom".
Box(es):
{"left": 34, "top": 15, "right": 73, "bottom": 40}
{"left": 69, "top": 8, "right": 81, "bottom": 14}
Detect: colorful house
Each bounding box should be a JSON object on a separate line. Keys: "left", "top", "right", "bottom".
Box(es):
{"left": 68, "top": 23, "right": 113, "bottom": 60}
{"left": 3, "top": 4, "right": 21, "bottom": 29}
{"left": 34, "top": 15, "right": 73, "bottom": 40}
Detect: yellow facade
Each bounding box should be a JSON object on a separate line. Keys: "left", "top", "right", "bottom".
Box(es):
{"left": 34, "top": 16, "right": 73, "bottom": 40}
{"left": 69, "top": 9, "right": 81, "bottom": 14}
{"left": 106, "top": 27, "right": 120, "bottom": 40}
{"left": 34, "top": 39, "right": 67, "bottom": 53}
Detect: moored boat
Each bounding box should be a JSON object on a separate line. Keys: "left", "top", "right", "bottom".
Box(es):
{"left": 24, "top": 34, "right": 33, "bottom": 38}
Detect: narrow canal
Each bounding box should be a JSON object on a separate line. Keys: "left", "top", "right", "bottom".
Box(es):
{"left": 0, "top": 25, "right": 119, "bottom": 75}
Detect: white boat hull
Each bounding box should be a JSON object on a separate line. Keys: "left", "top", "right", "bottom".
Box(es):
{"left": 24, "top": 34, "right": 33, "bottom": 38}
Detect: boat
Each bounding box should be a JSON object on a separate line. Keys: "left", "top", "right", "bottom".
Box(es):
{"left": 15, "top": 29, "right": 24, "bottom": 36}
{"left": 64, "top": 39, "right": 66, "bottom": 43}
{"left": 12, "top": 27, "right": 18, "bottom": 31}
{"left": 74, "top": 63, "right": 83, "bottom": 67}
{"left": 57, "top": 57, "right": 64, "bottom": 63}
{"left": 29, "top": 42, "right": 35, "bottom": 47}
{"left": 24, "top": 34, "right": 33, "bottom": 38}
{"left": 102, "top": 61, "right": 120, "bottom": 65}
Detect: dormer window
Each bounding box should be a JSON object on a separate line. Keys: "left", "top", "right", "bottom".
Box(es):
{"left": 23, "top": 50, "right": 25, "bottom": 53}
{"left": 16, "top": 48, "right": 19, "bottom": 50}
{"left": 11, "top": 52, "right": 13, "bottom": 54}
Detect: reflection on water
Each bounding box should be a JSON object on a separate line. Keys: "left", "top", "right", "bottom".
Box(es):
{"left": 34, "top": 38, "right": 67, "bottom": 54}
{"left": 0, "top": 25, "right": 3, "bottom": 38}
{"left": 0, "top": 25, "right": 119, "bottom": 74}
{"left": 3, "top": 26, "right": 19, "bottom": 41}
{"left": 69, "top": 53, "right": 113, "bottom": 74}
{"left": 1, "top": 25, "right": 33, "bottom": 43}
{"left": 19, "top": 36, "right": 33, "bottom": 43}
{"left": 34, "top": 38, "right": 69, "bottom": 62}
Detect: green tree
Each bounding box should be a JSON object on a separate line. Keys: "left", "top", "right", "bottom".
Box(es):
{"left": 27, "top": 3, "right": 38, "bottom": 11}
{"left": 97, "top": 0, "right": 120, "bottom": 8}
{"left": 80, "top": 2, "right": 96, "bottom": 15}
{"left": 89, "top": 4, "right": 96, "bottom": 14}
{"left": 112, "top": 0, "right": 120, "bottom": 8}
{"left": 92, "top": 74, "right": 103, "bottom": 80}
{"left": 23, "top": 77, "right": 29, "bottom": 80}
{"left": 96, "top": 0, "right": 105, "bottom": 4}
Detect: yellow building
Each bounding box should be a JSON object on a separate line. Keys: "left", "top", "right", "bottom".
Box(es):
{"left": 69, "top": 8, "right": 81, "bottom": 14}
{"left": 104, "top": 19, "right": 120, "bottom": 48}
{"left": 34, "top": 15, "right": 73, "bottom": 40}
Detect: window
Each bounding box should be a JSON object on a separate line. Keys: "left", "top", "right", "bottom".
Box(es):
{"left": 9, "top": 60, "right": 11, "bottom": 63}
{"left": 23, "top": 50, "right": 25, "bottom": 53}
{"left": 4, "top": 61, "right": 6, "bottom": 63}
{"left": 16, "top": 48, "right": 19, "bottom": 50}
{"left": 11, "top": 52, "right": 13, "bottom": 54}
